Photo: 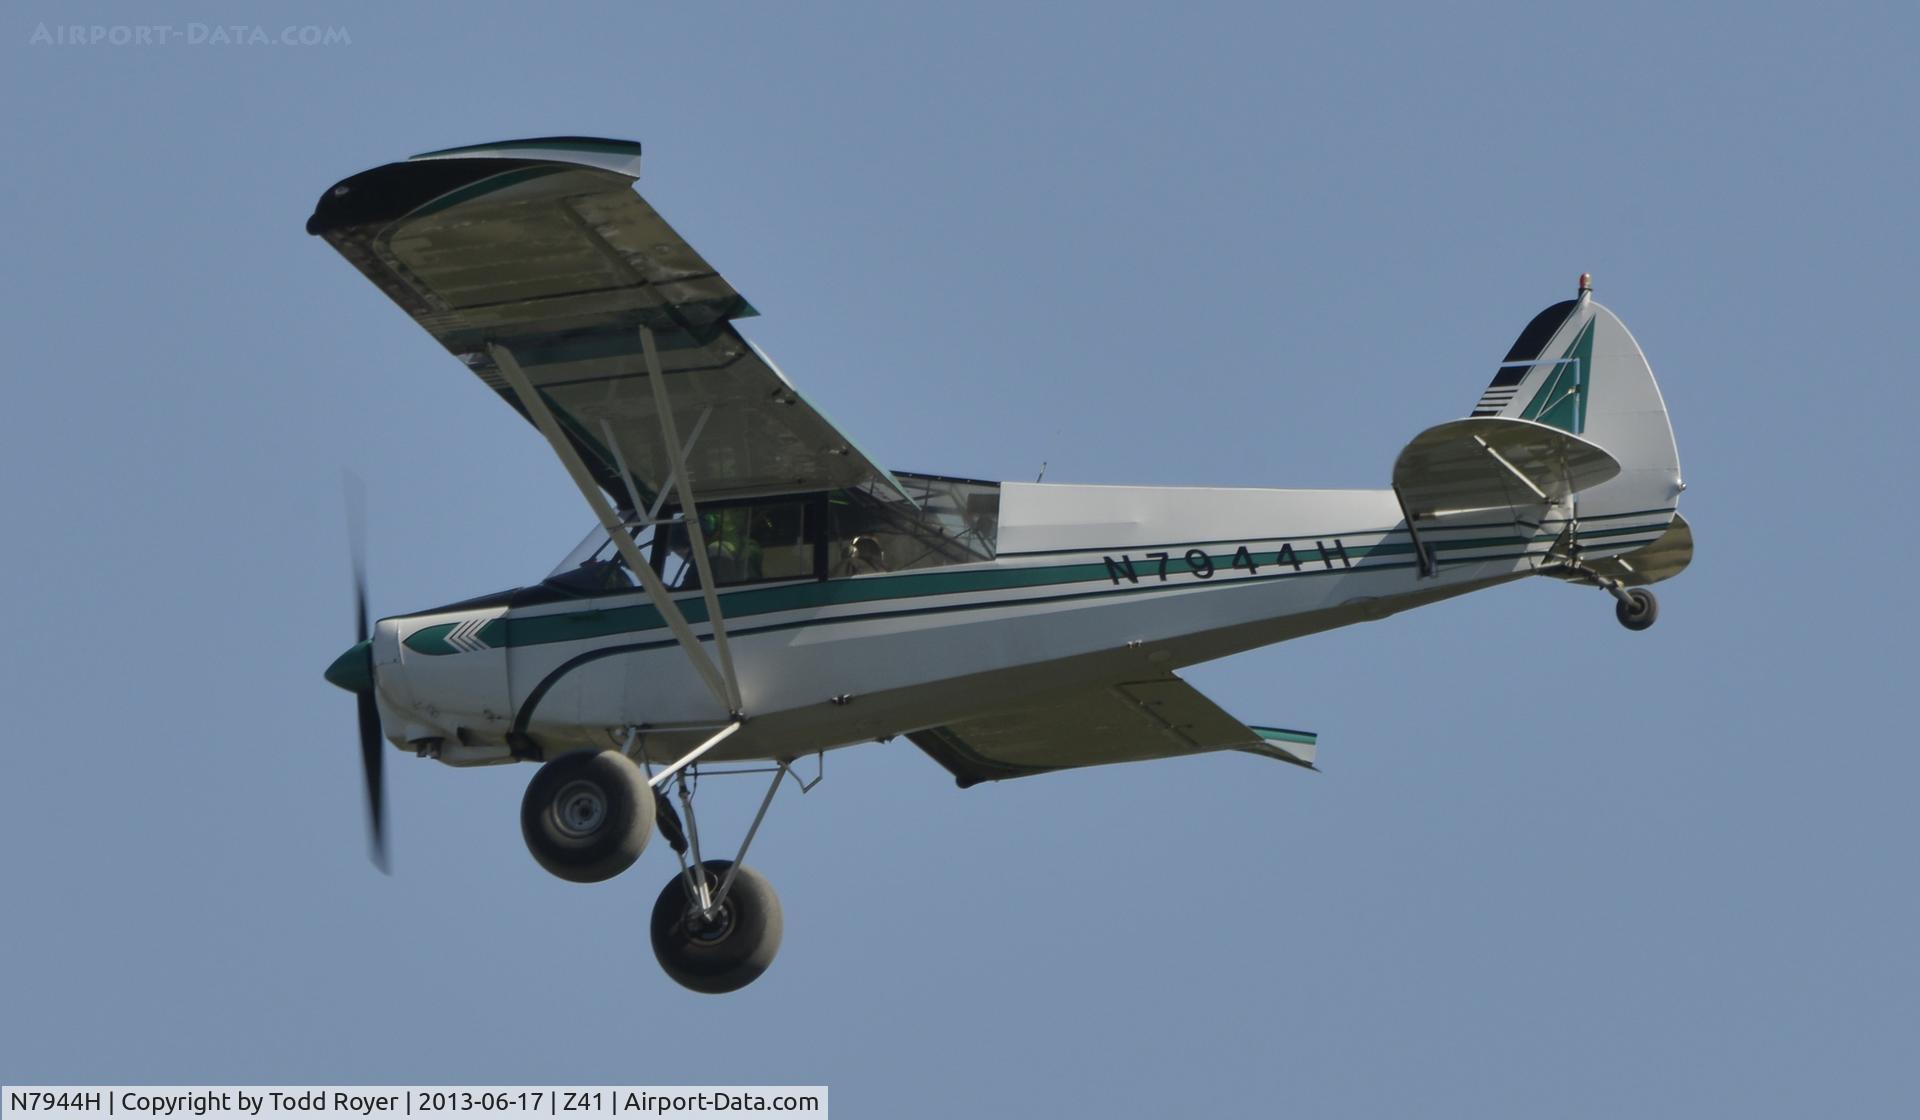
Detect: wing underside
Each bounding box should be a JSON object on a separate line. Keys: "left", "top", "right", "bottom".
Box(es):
{"left": 308, "top": 137, "right": 901, "bottom": 506}
{"left": 909, "top": 675, "right": 1315, "bottom": 787}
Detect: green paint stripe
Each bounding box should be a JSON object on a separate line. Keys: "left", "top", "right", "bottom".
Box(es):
{"left": 404, "top": 624, "right": 458, "bottom": 655}
{"left": 400, "top": 520, "right": 1671, "bottom": 656}
{"left": 1250, "top": 726, "right": 1317, "bottom": 746}
{"left": 1556, "top": 506, "right": 1677, "bottom": 523}
{"left": 503, "top": 536, "right": 1606, "bottom": 690}
{"left": 410, "top": 166, "right": 566, "bottom": 220}
{"left": 403, "top": 521, "right": 1668, "bottom": 655}
{"left": 1004, "top": 526, "right": 1406, "bottom": 557}
{"left": 506, "top": 532, "right": 1606, "bottom": 732}
{"left": 1001, "top": 507, "right": 1677, "bottom": 558}
{"left": 503, "top": 557, "right": 1424, "bottom": 668}
{"left": 412, "top": 138, "right": 643, "bottom": 160}
{"left": 1578, "top": 523, "right": 1669, "bottom": 540}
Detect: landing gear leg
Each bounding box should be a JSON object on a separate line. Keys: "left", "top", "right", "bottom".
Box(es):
{"left": 1582, "top": 566, "right": 1658, "bottom": 631}
{"left": 1548, "top": 530, "right": 1659, "bottom": 633}
{"left": 647, "top": 762, "right": 792, "bottom": 994}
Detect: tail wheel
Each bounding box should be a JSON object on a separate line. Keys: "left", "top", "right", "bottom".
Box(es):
{"left": 650, "top": 859, "right": 782, "bottom": 994}
{"left": 1615, "top": 587, "right": 1658, "bottom": 631}
{"left": 520, "top": 750, "right": 654, "bottom": 883}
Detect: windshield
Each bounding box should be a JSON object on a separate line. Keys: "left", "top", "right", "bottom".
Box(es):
{"left": 543, "top": 523, "right": 649, "bottom": 595}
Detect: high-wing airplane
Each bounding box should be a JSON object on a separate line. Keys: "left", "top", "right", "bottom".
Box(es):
{"left": 312, "top": 137, "right": 1691, "bottom": 993}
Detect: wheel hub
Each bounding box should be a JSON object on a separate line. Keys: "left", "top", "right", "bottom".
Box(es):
{"left": 687, "top": 899, "right": 735, "bottom": 943}
{"left": 551, "top": 780, "right": 609, "bottom": 838}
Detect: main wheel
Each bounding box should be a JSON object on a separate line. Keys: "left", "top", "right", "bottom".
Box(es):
{"left": 520, "top": 750, "right": 654, "bottom": 883}
{"left": 1615, "top": 587, "right": 1658, "bottom": 631}
{"left": 650, "top": 860, "right": 783, "bottom": 994}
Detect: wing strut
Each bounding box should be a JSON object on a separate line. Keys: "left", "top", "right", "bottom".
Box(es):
{"left": 643, "top": 407, "right": 712, "bottom": 525}
{"left": 598, "top": 416, "right": 652, "bottom": 526}
{"left": 641, "top": 327, "right": 744, "bottom": 716}
{"left": 487, "top": 342, "right": 740, "bottom": 718}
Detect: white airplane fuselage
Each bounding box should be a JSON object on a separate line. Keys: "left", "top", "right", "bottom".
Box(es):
{"left": 369, "top": 481, "right": 1672, "bottom": 768}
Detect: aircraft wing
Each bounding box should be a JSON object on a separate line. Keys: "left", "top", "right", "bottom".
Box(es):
{"left": 908, "top": 675, "right": 1316, "bottom": 787}
{"left": 307, "top": 137, "right": 903, "bottom": 506}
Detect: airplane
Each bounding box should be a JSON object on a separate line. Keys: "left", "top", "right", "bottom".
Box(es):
{"left": 312, "top": 137, "right": 1691, "bottom": 994}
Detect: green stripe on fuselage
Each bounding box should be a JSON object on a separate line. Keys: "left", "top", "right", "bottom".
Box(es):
{"left": 398, "top": 518, "right": 1670, "bottom": 656}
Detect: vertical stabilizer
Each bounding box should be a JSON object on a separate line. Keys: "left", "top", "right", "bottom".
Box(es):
{"left": 1470, "top": 277, "right": 1683, "bottom": 527}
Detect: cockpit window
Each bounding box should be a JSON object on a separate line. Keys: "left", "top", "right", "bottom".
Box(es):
{"left": 544, "top": 474, "right": 999, "bottom": 598}
{"left": 661, "top": 497, "right": 820, "bottom": 590}
{"left": 544, "top": 503, "right": 821, "bottom": 597}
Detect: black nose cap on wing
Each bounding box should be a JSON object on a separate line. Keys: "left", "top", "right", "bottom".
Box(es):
{"left": 325, "top": 638, "right": 375, "bottom": 694}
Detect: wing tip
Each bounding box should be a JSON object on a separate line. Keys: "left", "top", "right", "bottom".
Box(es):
{"left": 408, "top": 136, "right": 642, "bottom": 175}
{"left": 1244, "top": 726, "right": 1318, "bottom": 769}
{"left": 306, "top": 137, "right": 643, "bottom": 238}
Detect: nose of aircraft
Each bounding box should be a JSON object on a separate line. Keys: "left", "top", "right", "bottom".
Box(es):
{"left": 325, "top": 638, "right": 375, "bottom": 694}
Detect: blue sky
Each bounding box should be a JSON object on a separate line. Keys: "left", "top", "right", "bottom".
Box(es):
{"left": 3, "top": 2, "right": 1915, "bottom": 1116}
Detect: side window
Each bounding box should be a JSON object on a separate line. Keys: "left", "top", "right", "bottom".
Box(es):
{"left": 827, "top": 493, "right": 893, "bottom": 576}
{"left": 827, "top": 475, "right": 1000, "bottom": 577}
{"left": 658, "top": 498, "right": 821, "bottom": 589}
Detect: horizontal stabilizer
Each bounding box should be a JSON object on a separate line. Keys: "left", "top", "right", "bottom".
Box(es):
{"left": 1551, "top": 511, "right": 1693, "bottom": 586}
{"left": 1393, "top": 417, "right": 1619, "bottom": 520}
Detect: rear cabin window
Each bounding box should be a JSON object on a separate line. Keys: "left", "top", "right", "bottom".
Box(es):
{"left": 826, "top": 473, "right": 999, "bottom": 576}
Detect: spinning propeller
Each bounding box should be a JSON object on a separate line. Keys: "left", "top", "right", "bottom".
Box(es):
{"left": 326, "top": 475, "right": 389, "bottom": 873}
